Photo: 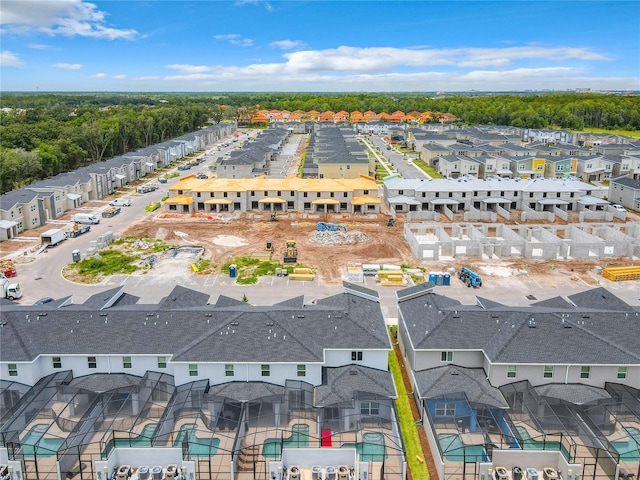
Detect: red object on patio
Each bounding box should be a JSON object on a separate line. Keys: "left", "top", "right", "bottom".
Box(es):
{"left": 321, "top": 429, "right": 332, "bottom": 446}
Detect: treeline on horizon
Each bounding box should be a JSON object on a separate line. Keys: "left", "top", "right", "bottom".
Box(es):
{"left": 1, "top": 92, "right": 639, "bottom": 195}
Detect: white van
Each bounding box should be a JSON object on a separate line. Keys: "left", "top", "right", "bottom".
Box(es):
{"left": 71, "top": 214, "right": 100, "bottom": 224}
{"left": 109, "top": 198, "right": 131, "bottom": 207}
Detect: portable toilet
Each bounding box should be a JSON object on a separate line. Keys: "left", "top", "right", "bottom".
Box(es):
{"left": 229, "top": 264, "right": 237, "bottom": 278}
{"left": 428, "top": 272, "right": 438, "bottom": 285}
{"left": 443, "top": 273, "right": 451, "bottom": 286}
{"left": 436, "top": 273, "right": 444, "bottom": 285}
{"left": 72, "top": 249, "right": 81, "bottom": 263}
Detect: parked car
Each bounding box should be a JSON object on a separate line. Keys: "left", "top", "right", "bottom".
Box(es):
{"left": 196, "top": 173, "right": 208, "bottom": 179}
{"left": 158, "top": 177, "right": 168, "bottom": 183}
{"left": 612, "top": 204, "right": 626, "bottom": 212}
{"left": 109, "top": 198, "right": 131, "bottom": 207}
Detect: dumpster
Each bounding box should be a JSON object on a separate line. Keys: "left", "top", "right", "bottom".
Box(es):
{"left": 72, "top": 249, "right": 81, "bottom": 263}
{"left": 229, "top": 264, "right": 237, "bottom": 278}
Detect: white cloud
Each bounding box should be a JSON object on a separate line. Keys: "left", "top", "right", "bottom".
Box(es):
{"left": 0, "top": 0, "right": 139, "bottom": 40}
{"left": 93, "top": 72, "right": 108, "bottom": 78}
{"left": 214, "top": 33, "right": 253, "bottom": 47}
{"left": 28, "top": 43, "right": 53, "bottom": 50}
{"left": 270, "top": 39, "right": 305, "bottom": 50}
{"left": 135, "top": 76, "right": 160, "bottom": 80}
{"left": 0, "top": 50, "right": 22, "bottom": 66}
{"left": 113, "top": 74, "right": 127, "bottom": 79}
{"left": 52, "top": 62, "right": 82, "bottom": 69}
{"left": 165, "top": 64, "right": 214, "bottom": 74}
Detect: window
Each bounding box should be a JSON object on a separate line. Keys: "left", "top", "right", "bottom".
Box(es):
{"left": 53, "top": 357, "right": 62, "bottom": 369}
{"left": 364, "top": 190, "right": 369, "bottom": 194}
{"left": 88, "top": 356, "right": 97, "bottom": 369}
{"left": 507, "top": 365, "right": 518, "bottom": 378}
{"left": 261, "top": 364, "right": 270, "bottom": 377}
{"left": 277, "top": 191, "right": 281, "bottom": 196}
{"left": 399, "top": 190, "right": 404, "bottom": 195}
{"left": 351, "top": 351, "right": 363, "bottom": 361}
{"left": 122, "top": 356, "right": 132, "bottom": 369}
{"left": 8, "top": 364, "right": 17, "bottom": 377}
{"left": 317, "top": 192, "right": 321, "bottom": 198}
{"left": 435, "top": 402, "right": 456, "bottom": 416}
{"left": 189, "top": 364, "right": 198, "bottom": 376}
{"left": 580, "top": 366, "right": 591, "bottom": 379}
{"left": 360, "top": 401, "right": 379, "bottom": 415}
{"left": 297, "top": 365, "right": 306, "bottom": 377}
{"left": 225, "top": 364, "right": 234, "bottom": 377}
{"left": 544, "top": 366, "right": 554, "bottom": 379}
{"left": 343, "top": 192, "right": 348, "bottom": 198}
{"left": 303, "top": 192, "right": 308, "bottom": 197}
{"left": 264, "top": 191, "right": 268, "bottom": 196}
{"left": 617, "top": 366, "right": 627, "bottom": 379}
{"left": 441, "top": 351, "right": 453, "bottom": 362}
{"left": 157, "top": 356, "right": 167, "bottom": 368}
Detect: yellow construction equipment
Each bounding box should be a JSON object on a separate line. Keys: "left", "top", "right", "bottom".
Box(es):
{"left": 283, "top": 240, "right": 297, "bottom": 264}
{"left": 265, "top": 240, "right": 274, "bottom": 252}
{"left": 602, "top": 266, "right": 640, "bottom": 282}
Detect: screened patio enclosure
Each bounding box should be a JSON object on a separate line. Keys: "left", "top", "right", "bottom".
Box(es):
{"left": 419, "top": 374, "right": 639, "bottom": 480}
{"left": 1, "top": 372, "right": 405, "bottom": 480}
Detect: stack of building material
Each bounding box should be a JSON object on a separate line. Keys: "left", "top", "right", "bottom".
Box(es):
{"left": 346, "top": 263, "right": 364, "bottom": 283}
{"left": 375, "top": 270, "right": 407, "bottom": 287}
{"left": 289, "top": 267, "right": 315, "bottom": 281}
{"left": 602, "top": 266, "right": 640, "bottom": 281}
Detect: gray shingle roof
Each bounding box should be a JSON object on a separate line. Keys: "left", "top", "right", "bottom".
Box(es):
{"left": 1, "top": 287, "right": 390, "bottom": 363}
{"left": 414, "top": 365, "right": 508, "bottom": 408}
{"left": 314, "top": 365, "right": 396, "bottom": 407}
{"left": 207, "top": 381, "right": 284, "bottom": 402}
{"left": 399, "top": 289, "right": 640, "bottom": 365}
{"left": 533, "top": 383, "right": 611, "bottom": 405}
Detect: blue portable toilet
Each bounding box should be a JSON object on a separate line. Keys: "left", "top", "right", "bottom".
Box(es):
{"left": 428, "top": 272, "right": 438, "bottom": 285}
{"left": 436, "top": 273, "right": 444, "bottom": 285}
{"left": 229, "top": 264, "right": 238, "bottom": 278}
{"left": 443, "top": 273, "right": 451, "bottom": 286}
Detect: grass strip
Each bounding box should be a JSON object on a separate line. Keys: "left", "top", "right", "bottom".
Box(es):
{"left": 389, "top": 350, "right": 430, "bottom": 480}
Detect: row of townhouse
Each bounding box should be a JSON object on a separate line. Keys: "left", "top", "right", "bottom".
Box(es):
{"left": 216, "top": 127, "right": 290, "bottom": 178}
{"left": 0, "top": 283, "right": 402, "bottom": 480}
{"left": 249, "top": 109, "right": 456, "bottom": 125}
{"left": 303, "top": 125, "right": 375, "bottom": 179}
{"left": 396, "top": 283, "right": 640, "bottom": 480}
{"left": 165, "top": 174, "right": 382, "bottom": 214}
{"left": 422, "top": 141, "right": 640, "bottom": 181}
{"left": 0, "top": 124, "right": 235, "bottom": 241}
{"left": 383, "top": 175, "right": 608, "bottom": 214}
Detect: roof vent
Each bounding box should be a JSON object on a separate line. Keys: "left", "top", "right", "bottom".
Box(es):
{"left": 528, "top": 318, "right": 536, "bottom": 328}
{"left": 349, "top": 370, "right": 358, "bottom": 375}
{"left": 230, "top": 321, "right": 239, "bottom": 326}
{"left": 297, "top": 315, "right": 305, "bottom": 318}
{"left": 266, "top": 321, "right": 274, "bottom": 326}
{"left": 204, "top": 313, "right": 212, "bottom": 317}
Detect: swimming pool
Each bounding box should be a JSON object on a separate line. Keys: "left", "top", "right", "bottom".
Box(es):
{"left": 437, "top": 433, "right": 486, "bottom": 462}
{"left": 515, "top": 427, "right": 570, "bottom": 460}
{"left": 21, "top": 424, "right": 64, "bottom": 459}
{"left": 342, "top": 432, "right": 388, "bottom": 462}
{"left": 612, "top": 426, "right": 640, "bottom": 461}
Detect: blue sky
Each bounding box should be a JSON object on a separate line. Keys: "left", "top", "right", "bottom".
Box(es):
{"left": 1, "top": 0, "right": 639, "bottom": 92}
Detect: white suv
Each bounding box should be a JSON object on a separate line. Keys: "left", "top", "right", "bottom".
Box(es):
{"left": 109, "top": 198, "right": 132, "bottom": 207}
{"left": 612, "top": 204, "right": 626, "bottom": 212}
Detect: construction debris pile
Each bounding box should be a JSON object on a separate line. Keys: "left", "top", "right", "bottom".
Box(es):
{"left": 132, "top": 238, "right": 158, "bottom": 250}
{"left": 309, "top": 230, "right": 370, "bottom": 245}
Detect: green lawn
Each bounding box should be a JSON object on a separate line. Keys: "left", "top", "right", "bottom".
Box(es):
{"left": 389, "top": 349, "right": 430, "bottom": 480}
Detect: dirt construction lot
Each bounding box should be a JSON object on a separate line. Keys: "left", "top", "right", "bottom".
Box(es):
{"left": 121, "top": 210, "right": 638, "bottom": 288}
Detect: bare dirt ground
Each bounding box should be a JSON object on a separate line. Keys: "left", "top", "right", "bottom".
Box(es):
{"left": 3, "top": 206, "right": 638, "bottom": 288}
{"left": 117, "top": 210, "right": 639, "bottom": 287}
{"left": 123, "top": 212, "right": 416, "bottom": 285}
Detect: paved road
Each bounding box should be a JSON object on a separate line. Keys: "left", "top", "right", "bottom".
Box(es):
{"left": 366, "top": 135, "right": 429, "bottom": 179}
